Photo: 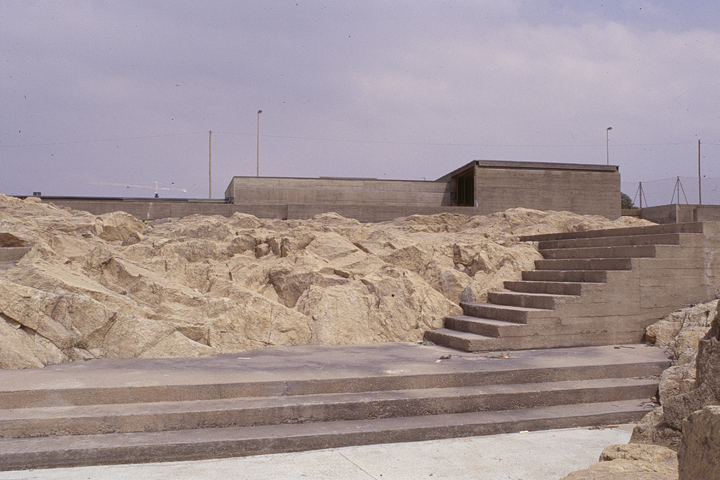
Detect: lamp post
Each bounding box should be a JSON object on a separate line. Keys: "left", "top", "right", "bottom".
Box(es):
{"left": 256, "top": 110, "right": 262, "bottom": 177}
{"left": 606, "top": 127, "right": 612, "bottom": 165}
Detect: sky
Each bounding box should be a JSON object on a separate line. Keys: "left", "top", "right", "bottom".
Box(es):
{"left": 2, "top": 1, "right": 720, "bottom": 203}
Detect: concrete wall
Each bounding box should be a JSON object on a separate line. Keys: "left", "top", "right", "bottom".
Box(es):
{"left": 621, "top": 209, "right": 641, "bottom": 217}
{"left": 642, "top": 204, "right": 698, "bottom": 224}
{"left": 692, "top": 205, "right": 720, "bottom": 222}
{"left": 637, "top": 204, "right": 720, "bottom": 224}
{"left": 39, "top": 198, "right": 286, "bottom": 221}
{"left": 226, "top": 177, "right": 452, "bottom": 207}
{"left": 39, "top": 197, "right": 481, "bottom": 223}
{"left": 471, "top": 161, "right": 621, "bottom": 219}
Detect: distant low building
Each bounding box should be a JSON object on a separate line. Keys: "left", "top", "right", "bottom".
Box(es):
{"left": 225, "top": 160, "right": 621, "bottom": 221}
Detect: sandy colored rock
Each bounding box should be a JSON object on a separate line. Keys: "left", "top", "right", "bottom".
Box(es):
{"left": 678, "top": 406, "right": 720, "bottom": 480}
{"left": 645, "top": 300, "right": 717, "bottom": 365}
{"left": 632, "top": 299, "right": 718, "bottom": 450}
{"left": 599, "top": 443, "right": 678, "bottom": 463}
{"left": 559, "top": 459, "right": 678, "bottom": 480}
{"left": 663, "top": 312, "right": 720, "bottom": 430}
{"left": 658, "top": 365, "right": 696, "bottom": 406}
{"left": 560, "top": 443, "right": 678, "bottom": 479}
{"left": 0, "top": 192, "right": 654, "bottom": 369}
{"left": 630, "top": 407, "right": 683, "bottom": 450}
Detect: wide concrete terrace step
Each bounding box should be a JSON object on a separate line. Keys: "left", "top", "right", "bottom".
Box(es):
{"left": 521, "top": 270, "right": 607, "bottom": 283}
{"left": 536, "top": 232, "right": 682, "bottom": 250}
{"left": 519, "top": 221, "right": 704, "bottom": 242}
{"left": 503, "top": 280, "right": 590, "bottom": 295}
{"left": 0, "top": 343, "right": 670, "bottom": 471}
{"left": 539, "top": 245, "right": 657, "bottom": 260}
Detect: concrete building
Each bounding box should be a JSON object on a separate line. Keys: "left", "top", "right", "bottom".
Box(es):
{"left": 224, "top": 160, "right": 621, "bottom": 221}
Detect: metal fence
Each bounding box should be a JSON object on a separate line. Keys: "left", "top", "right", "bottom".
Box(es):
{"left": 621, "top": 177, "right": 720, "bottom": 208}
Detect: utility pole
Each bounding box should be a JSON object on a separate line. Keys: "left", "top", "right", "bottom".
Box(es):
{"left": 606, "top": 127, "right": 612, "bottom": 165}
{"left": 209, "top": 130, "right": 212, "bottom": 199}
{"left": 257, "top": 110, "right": 262, "bottom": 177}
{"left": 698, "top": 139, "right": 702, "bottom": 205}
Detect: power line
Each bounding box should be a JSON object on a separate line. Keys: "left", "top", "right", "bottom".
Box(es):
{"left": 0, "top": 131, "right": 711, "bottom": 150}
{"left": 0, "top": 132, "right": 206, "bottom": 148}
{"left": 215, "top": 132, "right": 701, "bottom": 148}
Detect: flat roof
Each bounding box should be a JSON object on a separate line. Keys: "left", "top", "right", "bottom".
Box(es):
{"left": 437, "top": 160, "right": 619, "bottom": 181}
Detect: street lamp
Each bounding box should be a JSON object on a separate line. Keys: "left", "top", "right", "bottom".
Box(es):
{"left": 606, "top": 127, "right": 612, "bottom": 165}
{"left": 257, "top": 110, "right": 262, "bottom": 177}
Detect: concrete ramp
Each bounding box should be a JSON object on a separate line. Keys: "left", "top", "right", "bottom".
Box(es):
{"left": 0, "top": 343, "right": 669, "bottom": 471}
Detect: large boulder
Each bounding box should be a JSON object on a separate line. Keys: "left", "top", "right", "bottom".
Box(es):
{"left": 678, "top": 406, "right": 720, "bottom": 480}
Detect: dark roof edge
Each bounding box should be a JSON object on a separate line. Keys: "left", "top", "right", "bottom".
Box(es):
{"left": 474, "top": 160, "right": 618, "bottom": 172}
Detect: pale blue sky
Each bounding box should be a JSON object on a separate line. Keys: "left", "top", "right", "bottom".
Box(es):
{"left": 2, "top": 1, "right": 719, "bottom": 200}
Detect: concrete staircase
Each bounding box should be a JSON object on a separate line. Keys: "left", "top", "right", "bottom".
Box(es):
{"left": 425, "top": 222, "right": 708, "bottom": 352}
{"left": 0, "top": 343, "right": 669, "bottom": 471}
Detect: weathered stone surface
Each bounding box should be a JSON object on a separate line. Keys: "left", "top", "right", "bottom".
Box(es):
{"left": 645, "top": 300, "right": 717, "bottom": 366}
{"left": 599, "top": 443, "right": 678, "bottom": 463}
{"left": 0, "top": 192, "right": 654, "bottom": 369}
{"left": 559, "top": 443, "right": 678, "bottom": 480}
{"left": 659, "top": 366, "right": 696, "bottom": 406}
{"left": 630, "top": 406, "right": 684, "bottom": 450}
{"left": 678, "top": 406, "right": 720, "bottom": 480}
{"left": 663, "top": 314, "right": 720, "bottom": 431}
{"left": 632, "top": 300, "right": 718, "bottom": 449}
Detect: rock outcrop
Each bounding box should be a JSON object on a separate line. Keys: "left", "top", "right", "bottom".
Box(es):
{"left": 678, "top": 406, "right": 720, "bottom": 480}
{"left": 630, "top": 300, "right": 718, "bottom": 450}
{"left": 558, "top": 443, "right": 678, "bottom": 480}
{"left": 663, "top": 313, "right": 720, "bottom": 430}
{"left": 0, "top": 192, "right": 652, "bottom": 369}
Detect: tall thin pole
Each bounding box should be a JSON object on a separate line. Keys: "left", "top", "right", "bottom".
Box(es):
{"left": 257, "top": 110, "right": 262, "bottom": 177}
{"left": 606, "top": 127, "right": 612, "bottom": 165}
{"left": 208, "top": 130, "right": 212, "bottom": 199}
{"left": 698, "top": 139, "right": 702, "bottom": 205}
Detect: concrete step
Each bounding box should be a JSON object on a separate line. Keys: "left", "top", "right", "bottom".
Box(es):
{"left": 0, "top": 378, "right": 659, "bottom": 440}
{"left": 424, "top": 326, "right": 654, "bottom": 351}
{"left": 487, "top": 291, "right": 573, "bottom": 310}
{"left": 460, "top": 302, "right": 554, "bottom": 324}
{"left": 522, "top": 270, "right": 607, "bottom": 283}
{"left": 520, "top": 222, "right": 703, "bottom": 242}
{"left": 537, "top": 233, "right": 682, "bottom": 250}
{"left": 539, "top": 245, "right": 656, "bottom": 260}
{"left": 445, "top": 315, "right": 525, "bottom": 337}
{"left": 534, "top": 258, "right": 632, "bottom": 271}
{"left": 0, "top": 400, "right": 656, "bottom": 471}
{"left": 503, "top": 280, "right": 590, "bottom": 296}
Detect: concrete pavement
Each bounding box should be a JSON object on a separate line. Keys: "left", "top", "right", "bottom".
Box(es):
{"left": 0, "top": 424, "right": 634, "bottom": 480}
